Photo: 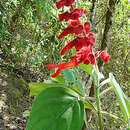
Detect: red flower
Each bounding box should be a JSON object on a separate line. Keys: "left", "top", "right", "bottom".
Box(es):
{"left": 46, "top": 0, "right": 111, "bottom": 78}
{"left": 100, "top": 50, "right": 110, "bottom": 63}
{"left": 58, "top": 24, "right": 83, "bottom": 39}
{"left": 84, "top": 22, "right": 91, "bottom": 33}
{"left": 58, "top": 12, "right": 70, "bottom": 22}
{"left": 87, "top": 32, "right": 96, "bottom": 45}
{"left": 67, "top": 20, "right": 82, "bottom": 27}
{"left": 61, "top": 37, "right": 89, "bottom": 55}
{"left": 56, "top": 0, "right": 75, "bottom": 9}
{"left": 46, "top": 60, "right": 78, "bottom": 77}
{"left": 70, "top": 8, "right": 87, "bottom": 20}
{"left": 58, "top": 8, "right": 87, "bottom": 22}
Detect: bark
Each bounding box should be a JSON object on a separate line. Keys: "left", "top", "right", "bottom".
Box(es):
{"left": 98, "top": 0, "right": 120, "bottom": 70}
{"left": 90, "top": 0, "right": 97, "bottom": 23}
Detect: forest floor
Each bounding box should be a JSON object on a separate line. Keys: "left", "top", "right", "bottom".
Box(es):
{"left": 0, "top": 72, "right": 30, "bottom": 130}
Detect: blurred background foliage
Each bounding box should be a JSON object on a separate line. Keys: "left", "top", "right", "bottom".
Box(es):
{"left": 0, "top": 0, "right": 129, "bottom": 88}
{"left": 0, "top": 0, "right": 129, "bottom": 129}
{"left": 0, "top": 0, "right": 129, "bottom": 89}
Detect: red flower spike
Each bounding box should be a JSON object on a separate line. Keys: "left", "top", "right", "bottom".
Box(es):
{"left": 46, "top": 0, "right": 111, "bottom": 78}
{"left": 100, "top": 51, "right": 110, "bottom": 63}
{"left": 56, "top": 0, "right": 75, "bottom": 9}
{"left": 84, "top": 22, "right": 91, "bottom": 33}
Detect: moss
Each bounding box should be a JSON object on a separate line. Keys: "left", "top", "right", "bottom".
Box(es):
{"left": 5, "top": 77, "right": 29, "bottom": 116}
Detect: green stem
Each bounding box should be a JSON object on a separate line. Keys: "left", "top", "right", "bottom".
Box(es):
{"left": 94, "top": 62, "right": 103, "bottom": 130}
{"left": 96, "top": 86, "right": 103, "bottom": 130}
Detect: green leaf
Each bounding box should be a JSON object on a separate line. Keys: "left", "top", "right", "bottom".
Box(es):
{"left": 23, "top": 110, "right": 30, "bottom": 118}
{"left": 29, "top": 82, "right": 67, "bottom": 96}
{"left": 78, "top": 63, "right": 92, "bottom": 75}
{"left": 26, "top": 87, "right": 84, "bottom": 130}
{"left": 99, "top": 78, "right": 110, "bottom": 89}
{"left": 124, "top": 96, "right": 130, "bottom": 118}
{"left": 101, "top": 111, "right": 127, "bottom": 125}
{"left": 24, "top": 4, "right": 30, "bottom": 9}
{"left": 73, "top": 68, "right": 85, "bottom": 96}
{"left": 63, "top": 69, "right": 76, "bottom": 83}
{"left": 82, "top": 99, "right": 96, "bottom": 110}
{"left": 109, "top": 73, "right": 129, "bottom": 122}
{"left": 71, "top": 47, "right": 76, "bottom": 55}
{"left": 76, "top": 80, "right": 85, "bottom": 96}
{"left": 51, "top": 75, "right": 65, "bottom": 84}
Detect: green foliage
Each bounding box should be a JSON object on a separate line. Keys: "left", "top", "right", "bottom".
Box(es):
{"left": 78, "top": 63, "right": 92, "bottom": 75}
{"left": 109, "top": 73, "right": 130, "bottom": 123}
{"left": 26, "top": 87, "right": 84, "bottom": 130}
{"left": 29, "top": 82, "right": 67, "bottom": 96}
{"left": 51, "top": 75, "right": 66, "bottom": 84}
{"left": 63, "top": 69, "right": 76, "bottom": 83}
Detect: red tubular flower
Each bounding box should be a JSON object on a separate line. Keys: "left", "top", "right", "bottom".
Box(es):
{"left": 84, "top": 22, "right": 91, "bottom": 33}
{"left": 56, "top": 0, "right": 75, "bottom": 9}
{"left": 100, "top": 50, "right": 110, "bottom": 63}
{"left": 88, "top": 53, "right": 96, "bottom": 64}
{"left": 70, "top": 8, "right": 86, "bottom": 20}
{"left": 83, "top": 9, "right": 87, "bottom": 14}
{"left": 45, "top": 60, "right": 78, "bottom": 77}
{"left": 60, "top": 40, "right": 76, "bottom": 55}
{"left": 67, "top": 20, "right": 82, "bottom": 27}
{"left": 58, "top": 12, "right": 70, "bottom": 22}
{"left": 51, "top": 68, "right": 62, "bottom": 78}
{"left": 56, "top": 0, "right": 65, "bottom": 9}
{"left": 61, "top": 36, "right": 94, "bottom": 55}
{"left": 94, "top": 51, "right": 100, "bottom": 57}
{"left": 58, "top": 26, "right": 74, "bottom": 39}
{"left": 58, "top": 24, "right": 83, "bottom": 39}
{"left": 58, "top": 9, "right": 87, "bottom": 22}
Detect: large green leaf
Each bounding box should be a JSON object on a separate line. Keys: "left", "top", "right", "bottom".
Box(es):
{"left": 78, "top": 63, "right": 92, "bottom": 75}
{"left": 26, "top": 87, "right": 84, "bottom": 130}
{"left": 29, "top": 82, "right": 67, "bottom": 96}
{"left": 109, "top": 73, "right": 129, "bottom": 122}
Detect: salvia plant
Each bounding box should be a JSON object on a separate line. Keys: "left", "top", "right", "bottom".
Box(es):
{"left": 26, "top": 0, "right": 130, "bottom": 129}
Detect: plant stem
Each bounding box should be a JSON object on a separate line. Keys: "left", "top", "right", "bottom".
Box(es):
{"left": 94, "top": 62, "right": 103, "bottom": 130}
{"left": 96, "top": 86, "right": 103, "bottom": 130}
